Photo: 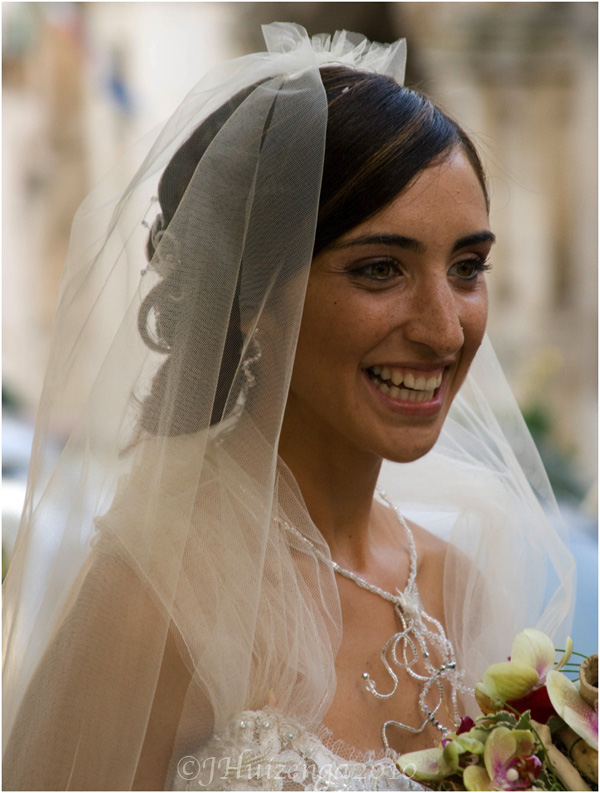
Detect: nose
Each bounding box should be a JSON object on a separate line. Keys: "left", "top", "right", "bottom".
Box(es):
{"left": 400, "top": 276, "right": 464, "bottom": 357}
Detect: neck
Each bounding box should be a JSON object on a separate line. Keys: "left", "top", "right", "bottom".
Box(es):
{"left": 278, "top": 400, "right": 383, "bottom": 568}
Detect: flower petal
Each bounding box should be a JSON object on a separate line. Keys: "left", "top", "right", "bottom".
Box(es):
{"left": 457, "top": 735, "right": 485, "bottom": 755}
{"left": 546, "top": 669, "right": 599, "bottom": 750}
{"left": 483, "top": 728, "right": 535, "bottom": 786}
{"left": 397, "top": 748, "right": 449, "bottom": 782}
{"left": 508, "top": 685, "right": 556, "bottom": 723}
{"left": 475, "top": 684, "right": 497, "bottom": 715}
{"left": 510, "top": 730, "right": 535, "bottom": 757}
{"left": 457, "top": 715, "right": 476, "bottom": 735}
{"left": 442, "top": 739, "right": 463, "bottom": 773}
{"left": 511, "top": 628, "right": 556, "bottom": 678}
{"left": 483, "top": 726, "right": 517, "bottom": 781}
{"left": 555, "top": 636, "right": 573, "bottom": 672}
{"left": 480, "top": 661, "right": 540, "bottom": 702}
{"left": 463, "top": 764, "right": 495, "bottom": 791}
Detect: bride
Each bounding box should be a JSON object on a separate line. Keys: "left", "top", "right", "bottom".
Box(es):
{"left": 3, "top": 24, "right": 573, "bottom": 791}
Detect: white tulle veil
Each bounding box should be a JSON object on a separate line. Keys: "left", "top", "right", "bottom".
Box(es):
{"left": 2, "top": 23, "right": 574, "bottom": 790}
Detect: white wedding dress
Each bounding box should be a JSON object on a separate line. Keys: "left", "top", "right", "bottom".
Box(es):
{"left": 171, "top": 708, "right": 424, "bottom": 791}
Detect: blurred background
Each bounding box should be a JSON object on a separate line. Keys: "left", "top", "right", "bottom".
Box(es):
{"left": 3, "top": 2, "right": 597, "bottom": 651}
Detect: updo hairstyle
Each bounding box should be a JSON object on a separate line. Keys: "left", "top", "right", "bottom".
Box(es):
{"left": 138, "top": 66, "right": 488, "bottom": 435}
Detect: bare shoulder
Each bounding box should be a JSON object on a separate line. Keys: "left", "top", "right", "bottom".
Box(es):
{"left": 406, "top": 518, "right": 474, "bottom": 578}
{"left": 406, "top": 519, "right": 448, "bottom": 574}
{"left": 404, "top": 519, "right": 474, "bottom": 627}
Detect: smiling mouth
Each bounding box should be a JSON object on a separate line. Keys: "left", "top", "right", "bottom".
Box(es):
{"left": 366, "top": 365, "right": 443, "bottom": 403}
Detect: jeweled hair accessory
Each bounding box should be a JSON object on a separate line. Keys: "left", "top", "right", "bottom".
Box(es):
{"left": 241, "top": 327, "right": 262, "bottom": 391}
{"left": 141, "top": 211, "right": 180, "bottom": 279}
{"left": 150, "top": 213, "right": 166, "bottom": 251}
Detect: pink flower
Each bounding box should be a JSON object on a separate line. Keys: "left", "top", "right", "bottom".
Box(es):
{"left": 463, "top": 727, "right": 541, "bottom": 791}
{"left": 504, "top": 753, "right": 543, "bottom": 789}
{"left": 457, "top": 715, "right": 476, "bottom": 735}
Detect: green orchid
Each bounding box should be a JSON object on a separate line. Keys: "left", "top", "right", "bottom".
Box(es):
{"left": 441, "top": 731, "right": 486, "bottom": 774}
{"left": 465, "top": 727, "right": 542, "bottom": 791}
{"left": 397, "top": 723, "right": 543, "bottom": 791}
{"left": 475, "top": 662, "right": 540, "bottom": 712}
{"left": 395, "top": 632, "right": 596, "bottom": 791}
{"left": 475, "top": 629, "right": 572, "bottom": 714}
{"left": 397, "top": 717, "right": 487, "bottom": 783}
{"left": 396, "top": 747, "right": 449, "bottom": 783}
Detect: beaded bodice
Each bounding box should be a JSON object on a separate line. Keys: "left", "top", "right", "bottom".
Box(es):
{"left": 171, "top": 708, "right": 425, "bottom": 791}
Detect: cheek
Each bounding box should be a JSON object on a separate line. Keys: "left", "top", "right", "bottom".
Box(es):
{"left": 297, "top": 280, "right": 354, "bottom": 355}
{"left": 298, "top": 297, "right": 338, "bottom": 352}
{"left": 461, "top": 289, "right": 488, "bottom": 361}
{"left": 292, "top": 292, "right": 378, "bottom": 387}
{"left": 290, "top": 298, "right": 339, "bottom": 388}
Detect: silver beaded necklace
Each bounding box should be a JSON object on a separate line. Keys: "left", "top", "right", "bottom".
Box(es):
{"left": 278, "top": 491, "right": 466, "bottom": 750}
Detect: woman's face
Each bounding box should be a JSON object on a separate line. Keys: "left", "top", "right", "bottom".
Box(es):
{"left": 284, "top": 148, "right": 494, "bottom": 464}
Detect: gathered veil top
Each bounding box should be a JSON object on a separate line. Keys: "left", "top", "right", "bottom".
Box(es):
{"left": 3, "top": 23, "right": 574, "bottom": 790}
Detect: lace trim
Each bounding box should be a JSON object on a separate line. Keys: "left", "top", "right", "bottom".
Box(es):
{"left": 172, "top": 709, "right": 424, "bottom": 791}
{"left": 315, "top": 722, "right": 399, "bottom": 765}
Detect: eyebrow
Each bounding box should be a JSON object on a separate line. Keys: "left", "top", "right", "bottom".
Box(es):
{"left": 332, "top": 233, "right": 426, "bottom": 253}
{"left": 451, "top": 231, "right": 496, "bottom": 252}
{"left": 331, "top": 230, "right": 496, "bottom": 254}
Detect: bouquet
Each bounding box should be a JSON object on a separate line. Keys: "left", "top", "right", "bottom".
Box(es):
{"left": 397, "top": 629, "right": 598, "bottom": 791}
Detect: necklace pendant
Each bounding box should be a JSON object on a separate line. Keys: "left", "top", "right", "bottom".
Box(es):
{"left": 278, "top": 491, "right": 467, "bottom": 748}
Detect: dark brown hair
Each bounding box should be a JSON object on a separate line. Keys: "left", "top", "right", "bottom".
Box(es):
{"left": 138, "top": 67, "right": 488, "bottom": 435}
{"left": 314, "top": 67, "right": 487, "bottom": 254}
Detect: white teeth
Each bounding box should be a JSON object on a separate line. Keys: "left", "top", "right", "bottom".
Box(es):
{"left": 426, "top": 374, "right": 442, "bottom": 390}
{"left": 370, "top": 367, "right": 444, "bottom": 392}
{"left": 372, "top": 377, "right": 435, "bottom": 402}
{"left": 407, "top": 389, "right": 434, "bottom": 402}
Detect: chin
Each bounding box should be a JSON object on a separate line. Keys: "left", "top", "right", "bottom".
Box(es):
{"left": 371, "top": 428, "right": 443, "bottom": 465}
{"left": 381, "top": 445, "right": 437, "bottom": 465}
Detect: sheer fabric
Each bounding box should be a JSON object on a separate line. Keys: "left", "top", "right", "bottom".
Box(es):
{"left": 3, "top": 23, "right": 573, "bottom": 791}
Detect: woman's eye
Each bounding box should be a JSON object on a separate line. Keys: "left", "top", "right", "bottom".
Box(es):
{"left": 450, "top": 258, "right": 492, "bottom": 281}
{"left": 353, "top": 259, "right": 400, "bottom": 281}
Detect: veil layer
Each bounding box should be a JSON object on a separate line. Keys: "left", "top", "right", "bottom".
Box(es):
{"left": 3, "top": 23, "right": 573, "bottom": 790}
